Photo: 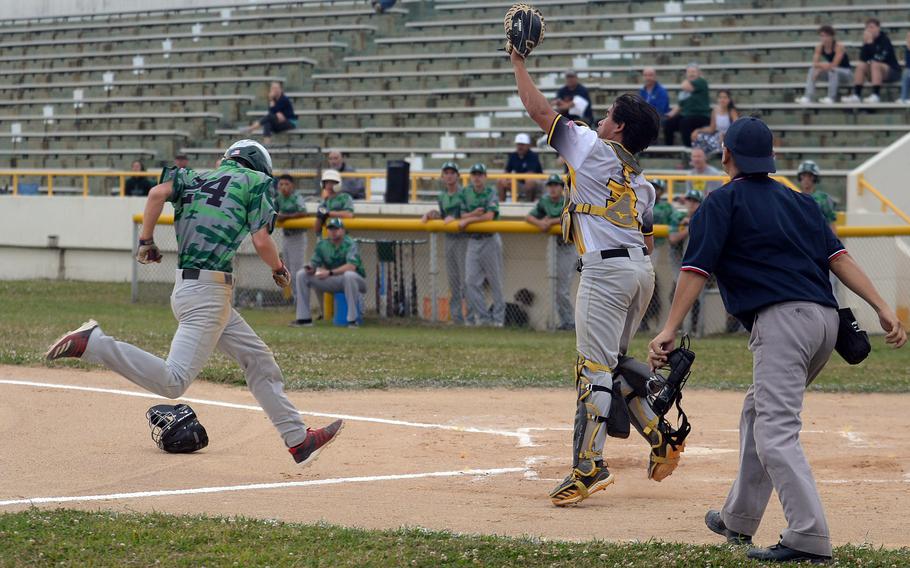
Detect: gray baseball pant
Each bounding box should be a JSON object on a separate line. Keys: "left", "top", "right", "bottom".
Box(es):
{"left": 556, "top": 243, "right": 577, "bottom": 328}
{"left": 295, "top": 270, "right": 366, "bottom": 323}
{"left": 82, "top": 270, "right": 309, "bottom": 448}
{"left": 282, "top": 230, "right": 308, "bottom": 296}
{"left": 464, "top": 234, "right": 505, "bottom": 326}
{"left": 444, "top": 234, "right": 467, "bottom": 325}
{"left": 804, "top": 67, "right": 853, "bottom": 100}
{"left": 573, "top": 249, "right": 654, "bottom": 473}
{"left": 721, "top": 301, "right": 838, "bottom": 557}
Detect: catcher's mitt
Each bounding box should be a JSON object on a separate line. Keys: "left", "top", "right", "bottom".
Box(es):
{"left": 504, "top": 3, "right": 545, "bottom": 58}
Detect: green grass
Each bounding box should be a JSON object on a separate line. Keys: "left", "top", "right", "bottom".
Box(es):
{"left": 0, "top": 509, "right": 907, "bottom": 567}
{"left": 1, "top": 280, "right": 908, "bottom": 392}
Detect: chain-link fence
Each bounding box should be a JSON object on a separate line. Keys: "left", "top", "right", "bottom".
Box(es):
{"left": 132, "top": 219, "right": 910, "bottom": 335}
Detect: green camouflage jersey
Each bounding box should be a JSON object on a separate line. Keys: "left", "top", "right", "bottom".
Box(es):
{"left": 810, "top": 190, "right": 837, "bottom": 224}
{"left": 530, "top": 194, "right": 565, "bottom": 219}
{"left": 275, "top": 191, "right": 307, "bottom": 215}
{"left": 462, "top": 185, "right": 500, "bottom": 220}
{"left": 437, "top": 187, "right": 465, "bottom": 219}
{"left": 322, "top": 191, "right": 354, "bottom": 213}
{"left": 652, "top": 200, "right": 676, "bottom": 245}
{"left": 311, "top": 236, "right": 365, "bottom": 277}
{"left": 164, "top": 159, "right": 275, "bottom": 273}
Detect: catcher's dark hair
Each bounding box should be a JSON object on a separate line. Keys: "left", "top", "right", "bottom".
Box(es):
{"left": 277, "top": 173, "right": 294, "bottom": 183}
{"left": 610, "top": 93, "right": 660, "bottom": 155}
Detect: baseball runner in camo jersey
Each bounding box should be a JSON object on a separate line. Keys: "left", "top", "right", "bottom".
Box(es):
{"left": 526, "top": 174, "right": 576, "bottom": 330}
{"left": 45, "top": 140, "right": 343, "bottom": 467}
{"left": 511, "top": 45, "right": 675, "bottom": 506}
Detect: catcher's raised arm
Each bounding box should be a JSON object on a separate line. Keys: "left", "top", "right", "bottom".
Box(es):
{"left": 506, "top": 5, "right": 555, "bottom": 133}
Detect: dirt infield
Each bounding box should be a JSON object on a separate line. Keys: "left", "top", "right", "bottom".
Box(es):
{"left": 2, "top": 365, "right": 909, "bottom": 548}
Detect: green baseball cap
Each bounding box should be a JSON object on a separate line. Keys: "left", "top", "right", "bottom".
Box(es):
{"left": 684, "top": 189, "right": 704, "bottom": 202}
{"left": 545, "top": 174, "right": 565, "bottom": 186}
{"left": 326, "top": 218, "right": 345, "bottom": 229}
{"left": 441, "top": 161, "right": 459, "bottom": 173}
{"left": 469, "top": 163, "right": 487, "bottom": 174}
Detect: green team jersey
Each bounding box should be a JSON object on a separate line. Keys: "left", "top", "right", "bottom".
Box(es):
{"left": 810, "top": 190, "right": 837, "bottom": 224}
{"left": 462, "top": 185, "right": 500, "bottom": 220}
{"left": 311, "top": 236, "right": 365, "bottom": 277}
{"left": 530, "top": 194, "right": 565, "bottom": 219}
{"left": 668, "top": 209, "right": 690, "bottom": 263}
{"left": 275, "top": 191, "right": 307, "bottom": 215}
{"left": 652, "top": 200, "right": 676, "bottom": 244}
{"left": 165, "top": 160, "right": 275, "bottom": 273}
{"left": 322, "top": 191, "right": 354, "bottom": 213}
{"left": 437, "top": 187, "right": 464, "bottom": 218}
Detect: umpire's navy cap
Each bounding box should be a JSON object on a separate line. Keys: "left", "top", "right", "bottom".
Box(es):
{"left": 723, "top": 117, "right": 776, "bottom": 175}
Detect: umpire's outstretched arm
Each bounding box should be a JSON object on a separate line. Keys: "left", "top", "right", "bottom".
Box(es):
{"left": 511, "top": 51, "right": 558, "bottom": 133}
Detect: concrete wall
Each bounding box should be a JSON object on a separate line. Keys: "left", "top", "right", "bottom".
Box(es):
{"left": 3, "top": 0, "right": 296, "bottom": 20}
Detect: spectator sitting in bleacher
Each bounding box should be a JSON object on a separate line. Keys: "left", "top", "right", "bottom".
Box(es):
{"left": 639, "top": 67, "right": 670, "bottom": 117}
{"left": 245, "top": 81, "right": 297, "bottom": 144}
{"left": 314, "top": 169, "right": 354, "bottom": 235}
{"left": 796, "top": 25, "right": 852, "bottom": 105}
{"left": 124, "top": 160, "right": 153, "bottom": 197}
{"left": 497, "top": 133, "right": 543, "bottom": 203}
{"left": 553, "top": 70, "right": 593, "bottom": 125}
{"left": 900, "top": 31, "right": 910, "bottom": 104}
{"left": 372, "top": 0, "right": 396, "bottom": 13}
{"left": 327, "top": 150, "right": 366, "bottom": 199}
{"left": 275, "top": 174, "right": 309, "bottom": 293}
{"left": 663, "top": 63, "right": 711, "bottom": 148}
{"left": 687, "top": 147, "right": 724, "bottom": 195}
{"left": 174, "top": 153, "right": 189, "bottom": 170}
{"left": 843, "top": 18, "right": 901, "bottom": 104}
{"left": 691, "top": 90, "right": 739, "bottom": 155}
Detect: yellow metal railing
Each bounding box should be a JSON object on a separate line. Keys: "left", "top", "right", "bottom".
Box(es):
{"left": 5, "top": 169, "right": 799, "bottom": 202}
{"left": 856, "top": 174, "right": 910, "bottom": 225}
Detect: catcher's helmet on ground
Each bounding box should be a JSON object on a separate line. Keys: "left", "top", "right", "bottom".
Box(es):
{"left": 224, "top": 139, "right": 273, "bottom": 177}
{"left": 797, "top": 160, "right": 820, "bottom": 181}
{"left": 146, "top": 403, "right": 209, "bottom": 453}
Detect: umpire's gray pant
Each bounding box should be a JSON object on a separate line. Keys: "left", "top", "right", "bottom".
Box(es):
{"left": 465, "top": 234, "right": 505, "bottom": 326}
{"left": 722, "top": 301, "right": 838, "bottom": 557}
{"left": 295, "top": 270, "right": 366, "bottom": 323}
{"left": 555, "top": 243, "right": 577, "bottom": 328}
{"left": 282, "top": 230, "right": 308, "bottom": 297}
{"left": 82, "top": 270, "right": 309, "bottom": 448}
{"left": 444, "top": 235, "right": 467, "bottom": 325}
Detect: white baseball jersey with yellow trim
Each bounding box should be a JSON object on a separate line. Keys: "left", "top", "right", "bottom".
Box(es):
{"left": 547, "top": 115, "right": 655, "bottom": 255}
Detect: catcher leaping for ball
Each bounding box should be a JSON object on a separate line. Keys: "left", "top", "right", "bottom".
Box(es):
{"left": 505, "top": 4, "right": 687, "bottom": 506}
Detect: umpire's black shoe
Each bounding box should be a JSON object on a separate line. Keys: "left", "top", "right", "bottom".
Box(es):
{"left": 747, "top": 543, "right": 831, "bottom": 564}
{"left": 705, "top": 510, "right": 752, "bottom": 545}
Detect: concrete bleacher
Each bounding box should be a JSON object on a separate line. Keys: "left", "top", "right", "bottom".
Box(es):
{"left": 1, "top": 0, "right": 906, "bottom": 202}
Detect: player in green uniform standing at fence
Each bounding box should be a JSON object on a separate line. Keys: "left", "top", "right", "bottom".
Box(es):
{"left": 796, "top": 160, "right": 837, "bottom": 230}
{"left": 45, "top": 140, "right": 343, "bottom": 466}
{"left": 460, "top": 163, "right": 505, "bottom": 326}
{"left": 526, "top": 174, "right": 576, "bottom": 330}
{"left": 314, "top": 169, "right": 354, "bottom": 234}
{"left": 422, "top": 162, "right": 467, "bottom": 324}
{"left": 292, "top": 218, "right": 367, "bottom": 328}
{"left": 275, "top": 174, "right": 308, "bottom": 296}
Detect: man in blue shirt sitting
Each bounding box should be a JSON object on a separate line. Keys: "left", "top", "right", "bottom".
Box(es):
{"left": 244, "top": 81, "right": 297, "bottom": 144}
{"left": 639, "top": 67, "right": 670, "bottom": 116}
{"left": 649, "top": 117, "right": 906, "bottom": 564}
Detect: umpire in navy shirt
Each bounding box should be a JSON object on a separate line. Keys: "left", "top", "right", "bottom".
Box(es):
{"left": 648, "top": 117, "right": 906, "bottom": 564}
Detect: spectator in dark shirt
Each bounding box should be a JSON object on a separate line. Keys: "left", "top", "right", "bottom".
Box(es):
{"left": 843, "top": 18, "right": 901, "bottom": 104}
{"left": 327, "top": 150, "right": 365, "bottom": 199}
{"left": 900, "top": 31, "right": 910, "bottom": 104}
{"left": 372, "top": 0, "right": 396, "bottom": 12}
{"left": 497, "top": 133, "right": 543, "bottom": 202}
{"left": 245, "top": 81, "right": 297, "bottom": 144}
{"left": 639, "top": 67, "right": 670, "bottom": 116}
{"left": 124, "top": 160, "right": 153, "bottom": 197}
{"left": 553, "top": 70, "right": 593, "bottom": 125}
{"left": 663, "top": 63, "right": 711, "bottom": 147}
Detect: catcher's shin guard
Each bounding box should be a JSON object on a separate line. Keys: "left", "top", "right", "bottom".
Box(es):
{"left": 627, "top": 395, "right": 685, "bottom": 481}
{"left": 570, "top": 356, "right": 612, "bottom": 476}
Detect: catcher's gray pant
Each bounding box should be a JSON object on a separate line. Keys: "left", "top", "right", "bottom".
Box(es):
{"left": 555, "top": 243, "right": 577, "bottom": 328}
{"left": 722, "top": 301, "right": 838, "bottom": 557}
{"left": 282, "top": 230, "right": 308, "bottom": 296}
{"left": 82, "top": 270, "right": 309, "bottom": 448}
{"left": 295, "top": 270, "right": 366, "bottom": 323}
{"left": 444, "top": 235, "right": 467, "bottom": 325}
{"left": 464, "top": 234, "right": 505, "bottom": 326}
{"left": 572, "top": 249, "right": 654, "bottom": 474}
{"left": 804, "top": 66, "right": 853, "bottom": 100}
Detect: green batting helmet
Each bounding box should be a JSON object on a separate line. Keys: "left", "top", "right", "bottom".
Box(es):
{"left": 224, "top": 139, "right": 273, "bottom": 177}
{"left": 797, "top": 160, "right": 820, "bottom": 180}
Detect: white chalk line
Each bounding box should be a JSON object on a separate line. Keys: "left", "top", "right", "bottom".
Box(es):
{"left": 0, "top": 466, "right": 527, "bottom": 507}
{"left": 0, "top": 379, "right": 531, "bottom": 444}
